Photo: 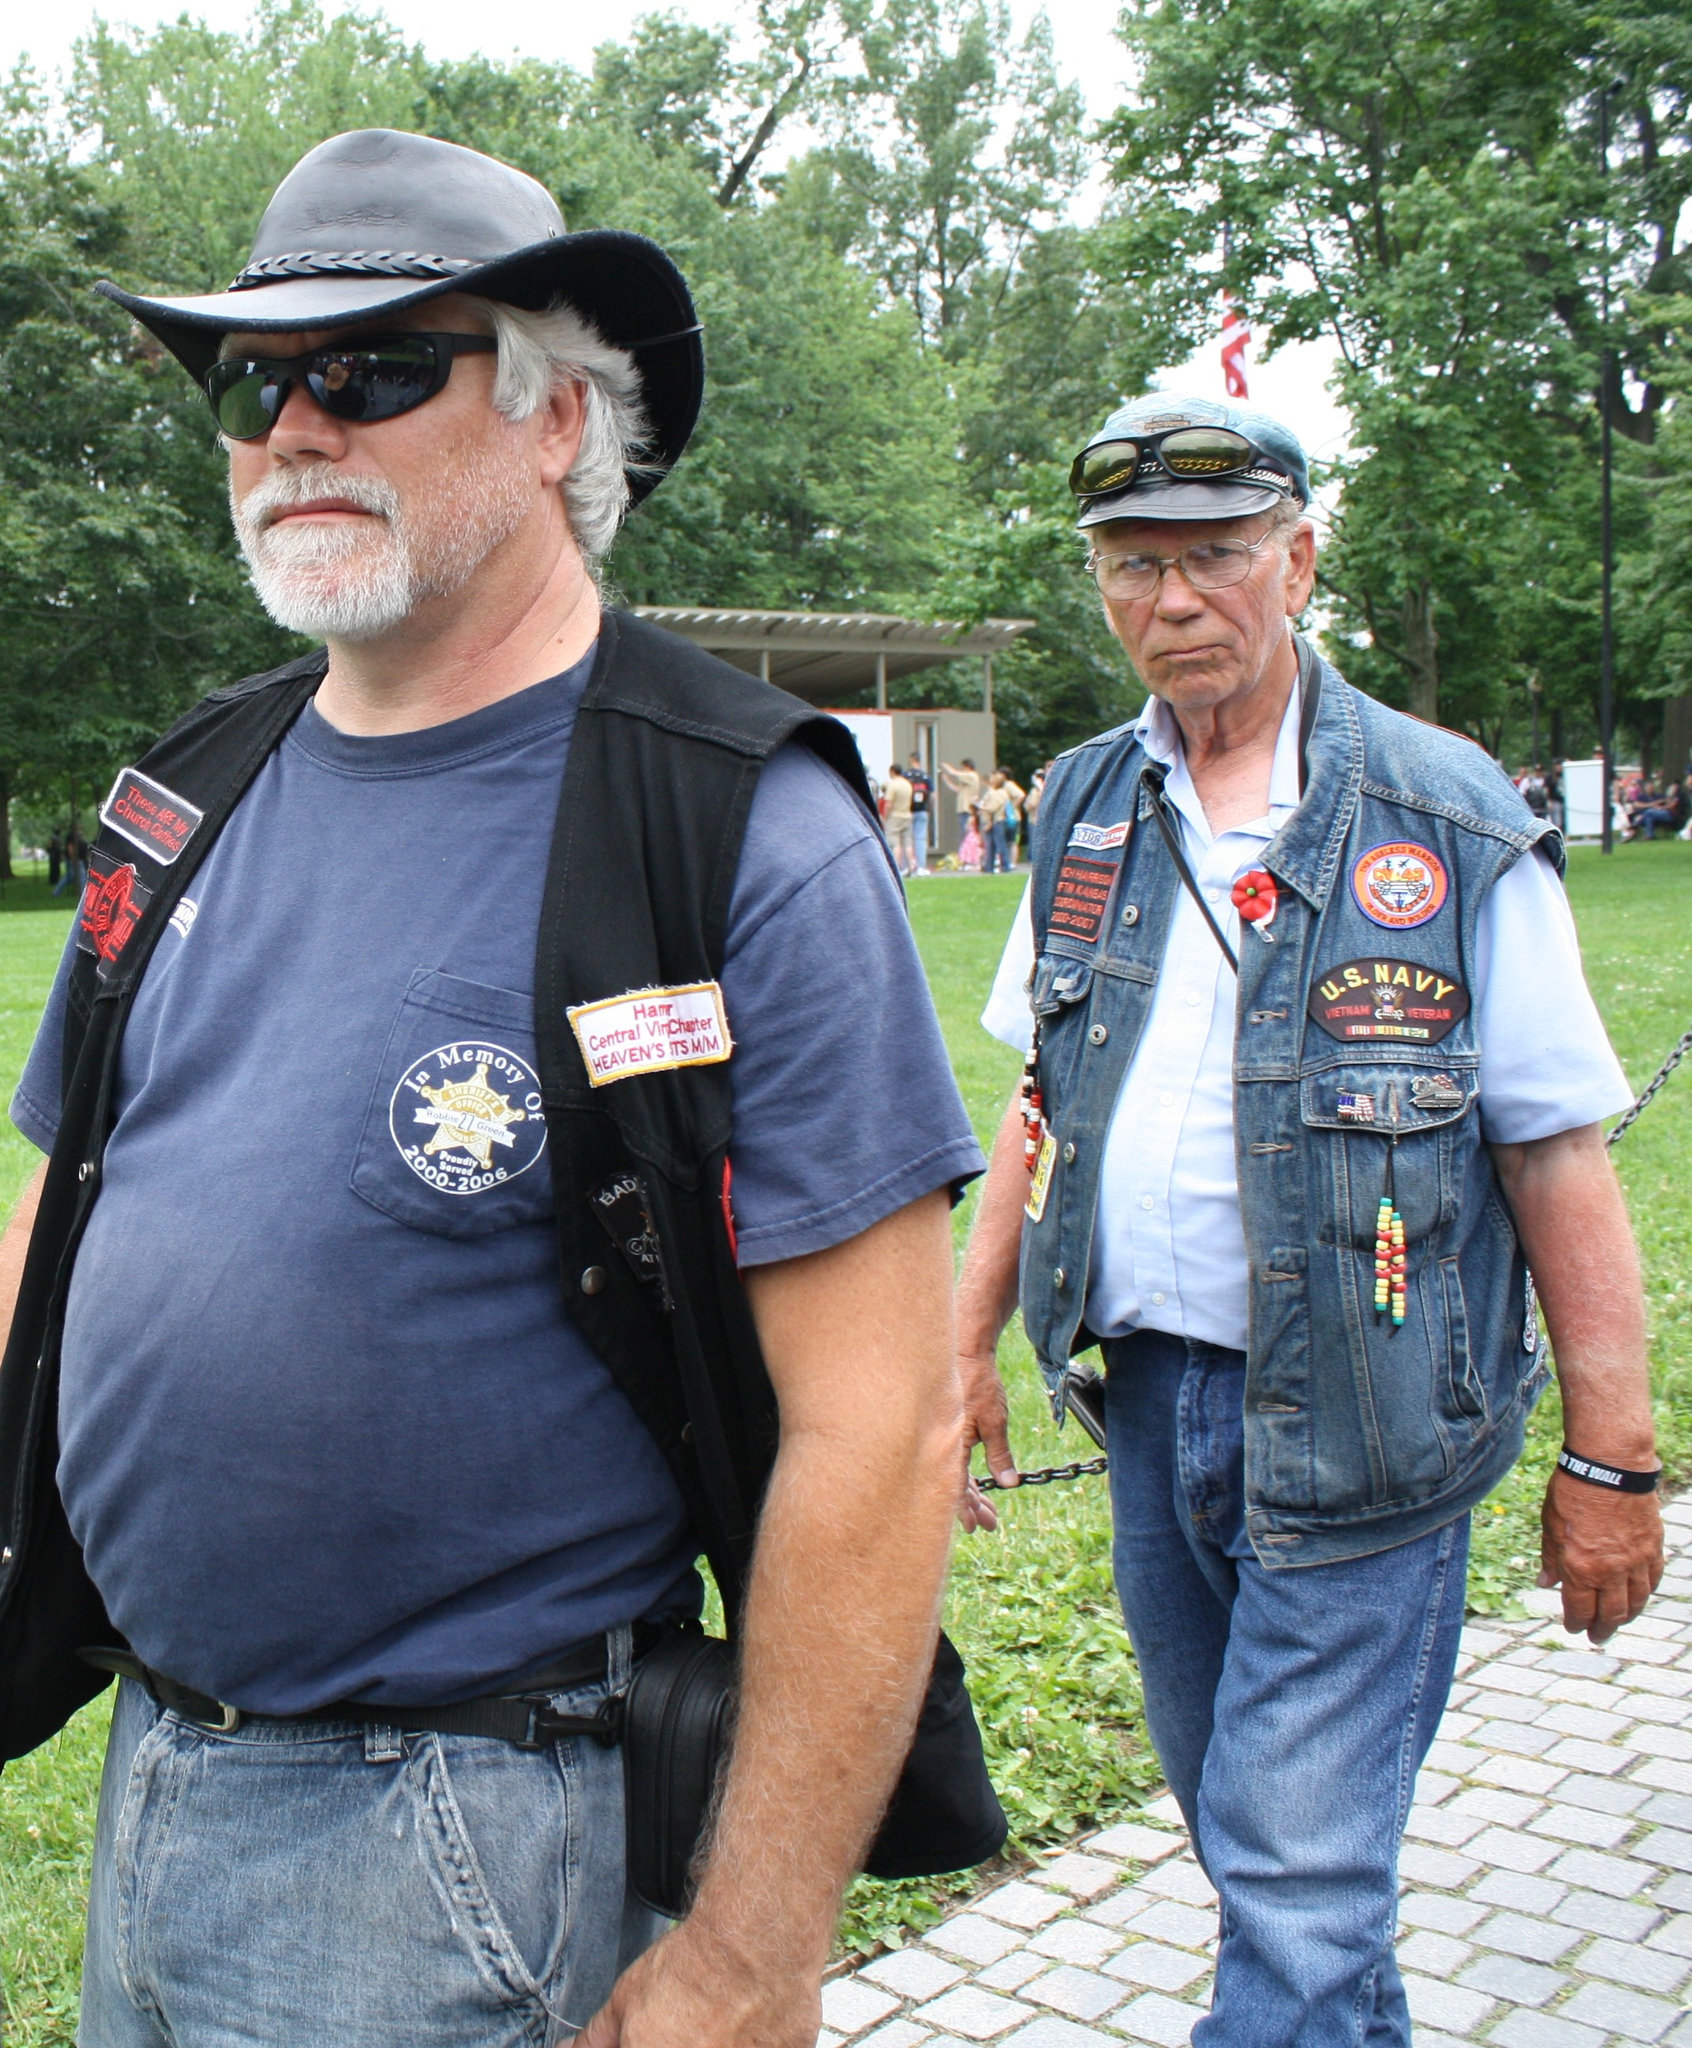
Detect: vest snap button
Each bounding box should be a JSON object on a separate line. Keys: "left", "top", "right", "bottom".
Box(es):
{"left": 1062, "top": 1141, "right": 1076, "bottom": 1165}
{"left": 1088, "top": 1023, "right": 1108, "bottom": 1045}
{"left": 1121, "top": 904, "right": 1140, "bottom": 925}
{"left": 78, "top": 1161, "right": 95, "bottom": 1183}
{"left": 1053, "top": 1267, "right": 1066, "bottom": 1289}
{"left": 580, "top": 1266, "right": 609, "bottom": 1296}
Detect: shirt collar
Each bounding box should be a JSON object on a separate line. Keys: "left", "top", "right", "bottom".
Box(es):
{"left": 1132, "top": 668, "right": 1303, "bottom": 845}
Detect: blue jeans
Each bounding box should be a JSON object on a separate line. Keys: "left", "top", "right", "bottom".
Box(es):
{"left": 81, "top": 1631, "right": 666, "bottom": 2047}
{"left": 985, "top": 820, "right": 1010, "bottom": 872}
{"left": 1102, "top": 1332, "right": 1469, "bottom": 2048}
{"left": 912, "top": 811, "right": 929, "bottom": 870}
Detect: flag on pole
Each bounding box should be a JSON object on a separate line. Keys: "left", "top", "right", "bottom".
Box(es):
{"left": 1221, "top": 295, "right": 1250, "bottom": 399}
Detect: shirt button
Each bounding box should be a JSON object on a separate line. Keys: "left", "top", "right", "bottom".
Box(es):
{"left": 1140, "top": 1194, "right": 1155, "bottom": 1211}
{"left": 1159, "top": 1090, "right": 1174, "bottom": 1108}
{"left": 1151, "top": 1291, "right": 1167, "bottom": 1307}
{"left": 1088, "top": 1023, "right": 1109, "bottom": 1045}
{"left": 1185, "top": 991, "right": 1202, "bottom": 1007}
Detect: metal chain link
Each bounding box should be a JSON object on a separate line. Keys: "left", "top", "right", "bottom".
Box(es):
{"left": 1607, "top": 1024, "right": 1692, "bottom": 1147}
{"left": 975, "top": 1456, "right": 1109, "bottom": 1491}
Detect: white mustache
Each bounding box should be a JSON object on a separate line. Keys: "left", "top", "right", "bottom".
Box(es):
{"left": 238, "top": 464, "right": 401, "bottom": 534}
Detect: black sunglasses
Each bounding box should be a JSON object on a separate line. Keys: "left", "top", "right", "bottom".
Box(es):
{"left": 204, "top": 333, "right": 498, "bottom": 441}
{"left": 1069, "top": 426, "right": 1284, "bottom": 499}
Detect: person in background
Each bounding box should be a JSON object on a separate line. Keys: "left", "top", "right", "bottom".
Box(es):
{"left": 976, "top": 770, "right": 1014, "bottom": 875}
{"left": 884, "top": 759, "right": 916, "bottom": 875}
{"left": 906, "top": 753, "right": 933, "bottom": 873}
{"left": 45, "top": 832, "right": 61, "bottom": 893}
{"left": 1021, "top": 764, "right": 1049, "bottom": 865}
{"left": 940, "top": 757, "right": 982, "bottom": 848}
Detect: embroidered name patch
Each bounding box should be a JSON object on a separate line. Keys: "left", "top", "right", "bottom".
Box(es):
{"left": 1351, "top": 842, "right": 1448, "bottom": 929}
{"left": 1067, "top": 820, "right": 1130, "bottom": 853}
{"left": 390, "top": 1040, "right": 547, "bottom": 1195}
{"left": 568, "top": 982, "right": 732, "bottom": 1087}
{"left": 1308, "top": 959, "right": 1471, "bottom": 1044}
{"left": 1050, "top": 858, "right": 1117, "bottom": 946}
{"left": 75, "top": 851, "right": 152, "bottom": 977}
{"left": 100, "top": 767, "right": 203, "bottom": 865}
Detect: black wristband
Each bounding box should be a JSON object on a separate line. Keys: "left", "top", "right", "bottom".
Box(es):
{"left": 1557, "top": 1447, "right": 1661, "bottom": 1494}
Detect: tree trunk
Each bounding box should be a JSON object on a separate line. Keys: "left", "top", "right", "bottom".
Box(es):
{"left": 1402, "top": 583, "right": 1439, "bottom": 725}
{"left": 0, "top": 771, "right": 13, "bottom": 882}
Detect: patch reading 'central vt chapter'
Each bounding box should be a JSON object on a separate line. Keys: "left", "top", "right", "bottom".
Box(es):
{"left": 1307, "top": 959, "right": 1471, "bottom": 1043}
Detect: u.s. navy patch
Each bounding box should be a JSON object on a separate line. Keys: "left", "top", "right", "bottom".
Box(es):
{"left": 568, "top": 982, "right": 732, "bottom": 1087}
{"left": 100, "top": 767, "right": 203, "bottom": 865}
{"left": 1308, "top": 958, "right": 1470, "bottom": 1044}
{"left": 1350, "top": 842, "right": 1449, "bottom": 929}
{"left": 390, "top": 1040, "right": 547, "bottom": 1195}
{"left": 76, "top": 851, "right": 152, "bottom": 977}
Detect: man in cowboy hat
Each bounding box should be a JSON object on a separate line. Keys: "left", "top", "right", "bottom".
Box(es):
{"left": 0, "top": 130, "right": 982, "bottom": 2046}
{"left": 955, "top": 391, "right": 1662, "bottom": 2048}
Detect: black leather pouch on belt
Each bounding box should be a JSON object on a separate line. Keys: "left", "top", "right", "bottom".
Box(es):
{"left": 622, "top": 1626, "right": 1006, "bottom": 1919}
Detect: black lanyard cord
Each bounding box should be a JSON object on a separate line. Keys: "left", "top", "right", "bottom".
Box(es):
{"left": 1137, "top": 641, "right": 1321, "bottom": 980}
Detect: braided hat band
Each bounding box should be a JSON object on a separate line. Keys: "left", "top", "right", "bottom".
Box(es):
{"left": 229, "top": 251, "right": 481, "bottom": 290}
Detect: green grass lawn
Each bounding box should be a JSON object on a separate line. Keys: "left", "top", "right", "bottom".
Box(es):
{"left": 3, "top": 848, "right": 1691, "bottom": 2029}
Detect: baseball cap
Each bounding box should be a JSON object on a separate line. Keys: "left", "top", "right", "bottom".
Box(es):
{"left": 1073, "top": 393, "right": 1311, "bottom": 529}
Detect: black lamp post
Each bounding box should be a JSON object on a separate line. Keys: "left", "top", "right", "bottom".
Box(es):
{"left": 1598, "top": 80, "right": 1623, "bottom": 855}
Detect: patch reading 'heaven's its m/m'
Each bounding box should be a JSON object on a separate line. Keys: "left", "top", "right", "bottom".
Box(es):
{"left": 568, "top": 981, "right": 733, "bottom": 1087}
{"left": 1307, "top": 958, "right": 1471, "bottom": 1043}
{"left": 1049, "top": 857, "right": 1117, "bottom": 946}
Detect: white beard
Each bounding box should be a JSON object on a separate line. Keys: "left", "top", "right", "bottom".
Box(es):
{"left": 231, "top": 445, "right": 534, "bottom": 643}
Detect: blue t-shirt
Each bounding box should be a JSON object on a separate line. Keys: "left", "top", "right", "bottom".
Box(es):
{"left": 14, "top": 648, "right": 983, "bottom": 1713}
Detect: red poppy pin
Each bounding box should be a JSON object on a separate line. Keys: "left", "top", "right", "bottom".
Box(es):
{"left": 1232, "top": 868, "right": 1278, "bottom": 927}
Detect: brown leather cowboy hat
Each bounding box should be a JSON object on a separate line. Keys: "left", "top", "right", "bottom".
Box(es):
{"left": 96, "top": 128, "right": 703, "bottom": 504}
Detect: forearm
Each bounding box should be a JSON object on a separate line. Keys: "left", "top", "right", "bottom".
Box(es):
{"left": 1491, "top": 1123, "right": 1656, "bottom": 1464}
{"left": 686, "top": 1415, "right": 956, "bottom": 1971}
{"left": 955, "top": 1087, "right": 1027, "bottom": 1356}
{"left": 687, "top": 1190, "right": 960, "bottom": 1971}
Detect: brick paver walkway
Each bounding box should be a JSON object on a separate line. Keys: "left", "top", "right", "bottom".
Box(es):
{"left": 821, "top": 1493, "right": 1692, "bottom": 2048}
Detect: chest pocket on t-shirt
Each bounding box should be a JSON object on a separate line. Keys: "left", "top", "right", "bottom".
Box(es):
{"left": 351, "top": 969, "right": 552, "bottom": 1240}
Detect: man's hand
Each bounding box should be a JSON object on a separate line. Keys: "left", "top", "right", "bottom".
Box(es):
{"left": 576, "top": 1921, "right": 816, "bottom": 2048}
{"left": 953, "top": 1083, "right": 1034, "bottom": 1534}
{"left": 958, "top": 1342, "right": 1017, "bottom": 1533}
{"left": 1493, "top": 1123, "right": 1661, "bottom": 1645}
{"left": 1539, "top": 1469, "right": 1663, "bottom": 1644}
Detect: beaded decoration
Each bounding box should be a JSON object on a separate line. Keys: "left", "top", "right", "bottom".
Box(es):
{"left": 1021, "top": 1038, "right": 1046, "bottom": 1173}
{"left": 1373, "top": 1087, "right": 1407, "bottom": 1328}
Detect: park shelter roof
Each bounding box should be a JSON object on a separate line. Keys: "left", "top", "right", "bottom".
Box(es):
{"left": 629, "top": 606, "right": 1035, "bottom": 706}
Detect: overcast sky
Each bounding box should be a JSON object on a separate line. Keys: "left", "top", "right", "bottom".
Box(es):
{"left": 1, "top": 0, "right": 1350, "bottom": 464}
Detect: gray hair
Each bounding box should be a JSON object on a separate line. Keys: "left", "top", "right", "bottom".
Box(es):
{"left": 469, "top": 296, "right": 653, "bottom": 570}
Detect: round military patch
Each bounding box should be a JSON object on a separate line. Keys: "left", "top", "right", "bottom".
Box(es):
{"left": 390, "top": 1040, "right": 547, "bottom": 1197}
{"left": 1350, "top": 842, "right": 1449, "bottom": 930}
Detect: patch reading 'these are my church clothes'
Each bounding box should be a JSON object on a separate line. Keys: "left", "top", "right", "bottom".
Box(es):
{"left": 99, "top": 767, "right": 204, "bottom": 865}
{"left": 1308, "top": 958, "right": 1471, "bottom": 1044}
{"left": 568, "top": 980, "right": 733, "bottom": 1086}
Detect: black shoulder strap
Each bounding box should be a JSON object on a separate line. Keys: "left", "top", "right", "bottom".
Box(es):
{"left": 532, "top": 610, "right": 874, "bottom": 1619}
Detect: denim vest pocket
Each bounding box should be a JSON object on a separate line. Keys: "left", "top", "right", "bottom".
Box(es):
{"left": 1299, "top": 1059, "right": 1475, "bottom": 1252}
{"left": 350, "top": 969, "right": 552, "bottom": 1240}
{"left": 1029, "top": 953, "right": 1097, "bottom": 1102}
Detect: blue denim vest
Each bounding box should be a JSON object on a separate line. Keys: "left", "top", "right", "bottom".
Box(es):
{"left": 1022, "top": 643, "right": 1557, "bottom": 1566}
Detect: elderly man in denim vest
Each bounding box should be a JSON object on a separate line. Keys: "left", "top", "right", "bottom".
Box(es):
{"left": 955, "top": 393, "right": 1663, "bottom": 2048}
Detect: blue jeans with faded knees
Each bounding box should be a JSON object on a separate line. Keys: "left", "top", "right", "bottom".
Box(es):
{"left": 1102, "top": 1331, "right": 1469, "bottom": 2048}
{"left": 80, "top": 1629, "right": 667, "bottom": 2048}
